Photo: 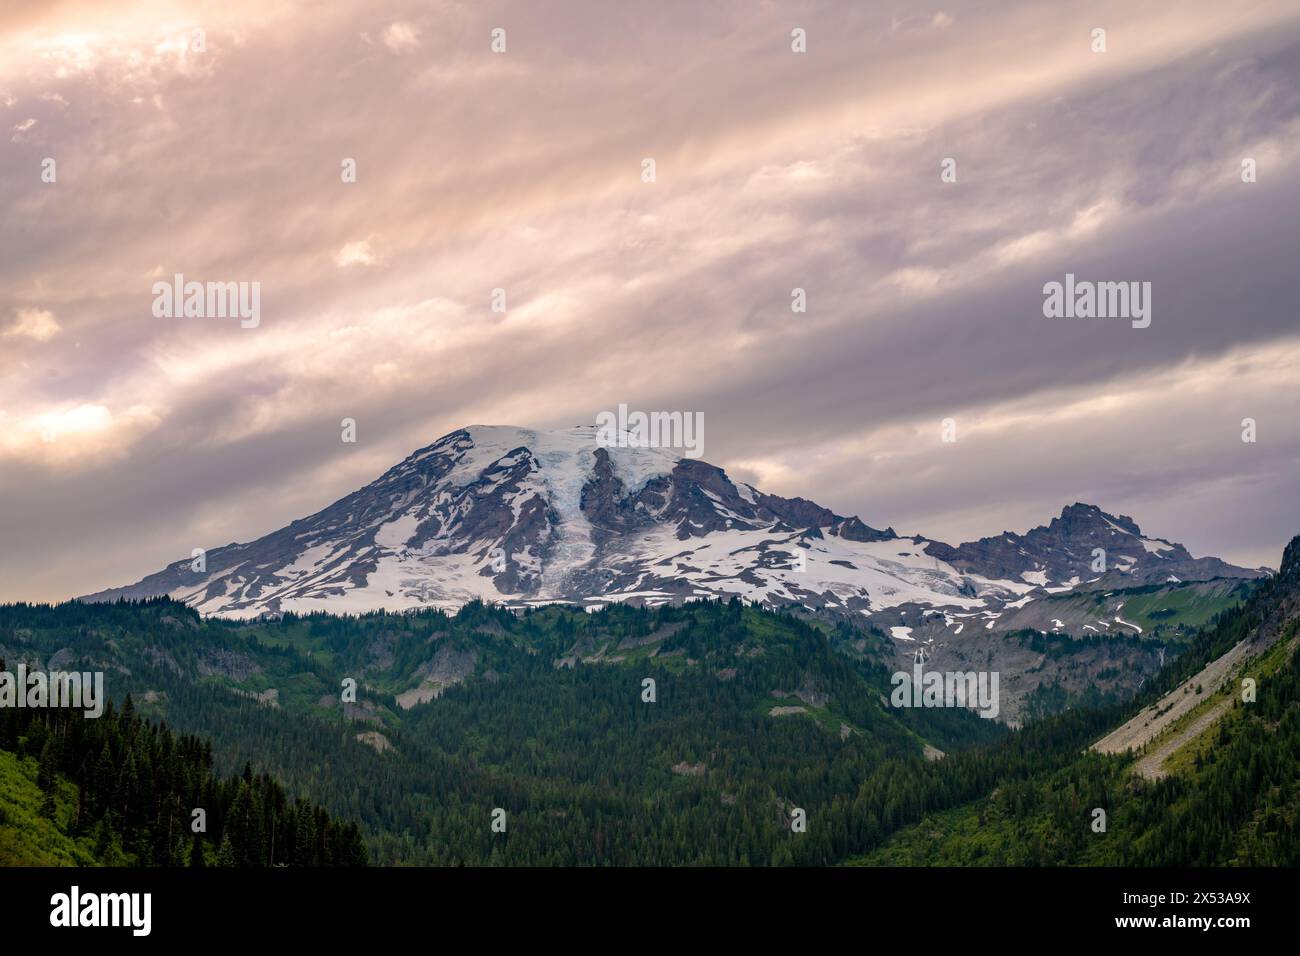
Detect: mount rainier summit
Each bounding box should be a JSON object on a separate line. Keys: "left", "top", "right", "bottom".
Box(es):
{"left": 84, "top": 425, "right": 1266, "bottom": 637}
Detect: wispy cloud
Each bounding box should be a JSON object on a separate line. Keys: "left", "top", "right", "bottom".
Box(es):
{"left": 4, "top": 308, "right": 61, "bottom": 341}
{"left": 1, "top": 0, "right": 1298, "bottom": 601}
{"left": 381, "top": 21, "right": 420, "bottom": 54}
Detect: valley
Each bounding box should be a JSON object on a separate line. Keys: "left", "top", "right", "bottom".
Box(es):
{"left": 4, "top": 531, "right": 1297, "bottom": 866}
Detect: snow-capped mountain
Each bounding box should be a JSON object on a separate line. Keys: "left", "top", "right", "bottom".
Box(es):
{"left": 81, "top": 425, "right": 1267, "bottom": 623}
{"left": 923, "top": 502, "right": 1257, "bottom": 590}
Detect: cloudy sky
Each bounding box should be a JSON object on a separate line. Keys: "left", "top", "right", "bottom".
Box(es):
{"left": 2, "top": 0, "right": 1298, "bottom": 603}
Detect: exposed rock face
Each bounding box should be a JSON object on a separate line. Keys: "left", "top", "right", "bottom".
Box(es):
{"left": 415, "top": 645, "right": 477, "bottom": 685}
{"left": 81, "top": 428, "right": 1265, "bottom": 630}
{"left": 355, "top": 731, "right": 393, "bottom": 754}
{"left": 1250, "top": 534, "right": 1300, "bottom": 649}
{"left": 923, "top": 503, "right": 1263, "bottom": 589}
{"left": 395, "top": 644, "right": 478, "bottom": 710}
{"left": 195, "top": 649, "right": 261, "bottom": 681}
{"left": 671, "top": 761, "right": 707, "bottom": 777}
{"left": 769, "top": 706, "right": 809, "bottom": 717}
{"left": 1092, "top": 533, "right": 1300, "bottom": 768}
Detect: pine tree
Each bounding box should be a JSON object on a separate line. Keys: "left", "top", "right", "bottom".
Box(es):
{"left": 36, "top": 737, "right": 59, "bottom": 793}
{"left": 216, "top": 831, "right": 237, "bottom": 867}
{"left": 40, "top": 787, "right": 57, "bottom": 820}
{"left": 94, "top": 817, "right": 114, "bottom": 858}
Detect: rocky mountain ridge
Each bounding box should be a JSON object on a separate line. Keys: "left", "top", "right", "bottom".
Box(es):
{"left": 82, "top": 426, "right": 1268, "bottom": 633}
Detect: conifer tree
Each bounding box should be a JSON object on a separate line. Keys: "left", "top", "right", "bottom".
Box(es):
{"left": 216, "top": 832, "right": 237, "bottom": 867}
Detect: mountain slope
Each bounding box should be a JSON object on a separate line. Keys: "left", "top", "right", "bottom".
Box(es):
{"left": 0, "top": 683, "right": 368, "bottom": 867}
{"left": 12, "top": 534, "right": 1296, "bottom": 865}
{"left": 82, "top": 426, "right": 1266, "bottom": 631}
{"left": 849, "top": 535, "right": 1300, "bottom": 866}
{"left": 1093, "top": 534, "right": 1300, "bottom": 768}
{"left": 0, "top": 596, "right": 1005, "bottom": 865}
{"left": 0, "top": 749, "right": 96, "bottom": 866}
{"left": 923, "top": 502, "right": 1257, "bottom": 589}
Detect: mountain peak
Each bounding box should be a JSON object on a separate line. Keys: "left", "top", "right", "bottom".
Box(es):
{"left": 80, "top": 424, "right": 1267, "bottom": 620}
{"left": 1055, "top": 502, "right": 1140, "bottom": 535}
{"left": 1279, "top": 534, "right": 1300, "bottom": 581}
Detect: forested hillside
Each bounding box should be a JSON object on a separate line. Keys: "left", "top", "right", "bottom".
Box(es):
{"left": 851, "top": 537, "right": 1300, "bottom": 866}
{"left": 2, "top": 545, "right": 1296, "bottom": 866}
{"left": 852, "top": 628, "right": 1299, "bottom": 865}
{"left": 0, "top": 686, "right": 367, "bottom": 866}
{"left": 2, "top": 597, "right": 1008, "bottom": 864}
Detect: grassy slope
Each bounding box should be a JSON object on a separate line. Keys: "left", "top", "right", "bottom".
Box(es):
{"left": 1030, "top": 578, "right": 1255, "bottom": 638}
{"left": 0, "top": 749, "right": 97, "bottom": 866}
